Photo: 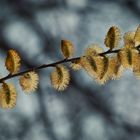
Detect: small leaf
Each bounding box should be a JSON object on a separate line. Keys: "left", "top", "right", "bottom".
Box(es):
{"left": 61, "top": 40, "right": 74, "bottom": 58}
{"left": 104, "top": 26, "right": 121, "bottom": 49}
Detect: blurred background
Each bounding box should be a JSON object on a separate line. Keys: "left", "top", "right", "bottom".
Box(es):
{"left": 0, "top": 0, "right": 140, "bottom": 140}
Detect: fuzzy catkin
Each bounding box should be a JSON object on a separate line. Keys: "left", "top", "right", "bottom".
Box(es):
{"left": 61, "top": 40, "right": 74, "bottom": 58}
{"left": 104, "top": 26, "right": 121, "bottom": 49}
{"left": 19, "top": 72, "right": 39, "bottom": 93}
{"left": 50, "top": 65, "right": 70, "bottom": 91}
{"left": 0, "top": 83, "right": 17, "bottom": 109}
{"left": 5, "top": 49, "right": 21, "bottom": 74}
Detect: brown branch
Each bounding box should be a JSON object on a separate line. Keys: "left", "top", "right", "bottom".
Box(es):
{"left": 0, "top": 57, "right": 81, "bottom": 83}
{"left": 0, "top": 45, "right": 140, "bottom": 83}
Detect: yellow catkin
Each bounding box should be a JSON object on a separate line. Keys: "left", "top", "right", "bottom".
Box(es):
{"left": 19, "top": 71, "right": 39, "bottom": 93}
{"left": 0, "top": 83, "right": 17, "bottom": 109}
{"left": 108, "top": 56, "right": 124, "bottom": 80}
{"left": 85, "top": 44, "right": 103, "bottom": 56}
{"left": 61, "top": 40, "right": 74, "bottom": 58}
{"left": 131, "top": 49, "right": 140, "bottom": 67}
{"left": 81, "top": 55, "right": 109, "bottom": 84}
{"left": 118, "top": 46, "right": 139, "bottom": 69}
{"left": 70, "top": 59, "right": 82, "bottom": 70}
{"left": 95, "top": 56, "right": 109, "bottom": 84}
{"left": 81, "top": 44, "right": 104, "bottom": 79}
{"left": 132, "top": 51, "right": 140, "bottom": 79}
{"left": 123, "top": 31, "right": 135, "bottom": 46}
{"left": 123, "top": 25, "right": 140, "bottom": 47}
{"left": 82, "top": 44, "right": 109, "bottom": 84}
{"left": 134, "top": 25, "right": 140, "bottom": 46}
{"left": 118, "top": 47, "right": 133, "bottom": 69}
{"left": 5, "top": 49, "right": 21, "bottom": 74}
{"left": 50, "top": 65, "right": 70, "bottom": 91}
{"left": 133, "top": 61, "right": 140, "bottom": 79}
{"left": 81, "top": 56, "right": 98, "bottom": 78}
{"left": 104, "top": 26, "right": 121, "bottom": 49}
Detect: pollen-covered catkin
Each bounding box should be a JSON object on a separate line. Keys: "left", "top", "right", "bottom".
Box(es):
{"left": 61, "top": 40, "right": 74, "bottom": 58}
{"left": 118, "top": 48, "right": 133, "bottom": 69}
{"left": 85, "top": 44, "right": 103, "bottom": 56}
{"left": 95, "top": 56, "right": 109, "bottom": 84}
{"left": 19, "top": 71, "right": 39, "bottom": 93}
{"left": 104, "top": 26, "right": 121, "bottom": 49}
{"left": 82, "top": 44, "right": 111, "bottom": 84}
{"left": 118, "top": 45, "right": 139, "bottom": 69}
{"left": 0, "top": 83, "right": 17, "bottom": 109}
{"left": 81, "top": 45, "right": 110, "bottom": 84}
{"left": 107, "top": 56, "right": 124, "bottom": 80}
{"left": 50, "top": 65, "right": 70, "bottom": 91}
{"left": 132, "top": 50, "right": 140, "bottom": 79}
{"left": 81, "top": 45, "right": 103, "bottom": 78}
{"left": 70, "top": 59, "right": 82, "bottom": 70}
{"left": 123, "top": 31, "right": 135, "bottom": 46}
{"left": 134, "top": 25, "right": 140, "bottom": 46}
{"left": 81, "top": 56, "right": 98, "bottom": 78}
{"left": 123, "top": 25, "right": 140, "bottom": 47}
{"left": 5, "top": 49, "right": 21, "bottom": 74}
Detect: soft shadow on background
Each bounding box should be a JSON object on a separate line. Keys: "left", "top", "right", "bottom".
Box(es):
{"left": 0, "top": 0, "right": 140, "bottom": 140}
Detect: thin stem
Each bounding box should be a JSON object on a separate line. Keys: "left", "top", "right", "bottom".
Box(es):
{"left": 0, "top": 56, "right": 81, "bottom": 83}
{"left": 0, "top": 45, "right": 140, "bottom": 83}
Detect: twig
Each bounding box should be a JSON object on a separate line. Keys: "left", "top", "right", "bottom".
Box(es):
{"left": 0, "top": 45, "right": 140, "bottom": 83}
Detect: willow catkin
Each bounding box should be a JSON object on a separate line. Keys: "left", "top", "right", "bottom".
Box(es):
{"left": 131, "top": 49, "right": 140, "bottom": 67}
{"left": 104, "top": 26, "right": 121, "bottom": 49}
{"left": 85, "top": 44, "right": 103, "bottom": 56}
{"left": 108, "top": 56, "right": 124, "bottom": 80}
{"left": 123, "top": 31, "right": 135, "bottom": 46}
{"left": 82, "top": 56, "right": 108, "bottom": 84}
{"left": 19, "top": 71, "right": 39, "bottom": 93}
{"left": 61, "top": 40, "right": 74, "bottom": 58}
{"left": 81, "top": 56, "right": 98, "bottom": 78}
{"left": 95, "top": 56, "right": 109, "bottom": 84}
{"left": 81, "top": 44, "right": 103, "bottom": 78}
{"left": 134, "top": 25, "right": 140, "bottom": 46}
{"left": 118, "top": 44, "right": 139, "bottom": 69}
{"left": 132, "top": 50, "right": 140, "bottom": 79}
{"left": 82, "top": 44, "right": 110, "bottom": 84}
{"left": 81, "top": 55, "right": 109, "bottom": 84}
{"left": 70, "top": 59, "right": 82, "bottom": 70}
{"left": 50, "top": 65, "right": 70, "bottom": 91}
{"left": 118, "top": 48, "right": 132, "bottom": 69}
{"left": 0, "top": 83, "right": 17, "bottom": 109}
{"left": 5, "top": 49, "right": 21, "bottom": 74}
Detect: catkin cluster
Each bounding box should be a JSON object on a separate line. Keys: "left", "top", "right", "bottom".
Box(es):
{"left": 81, "top": 25, "right": 140, "bottom": 84}
{"left": 0, "top": 50, "right": 39, "bottom": 108}
{"left": 0, "top": 25, "right": 140, "bottom": 109}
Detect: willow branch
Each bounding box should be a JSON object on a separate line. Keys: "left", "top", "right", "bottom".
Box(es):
{"left": 0, "top": 45, "right": 140, "bottom": 83}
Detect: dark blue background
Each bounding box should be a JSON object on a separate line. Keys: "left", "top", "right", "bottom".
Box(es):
{"left": 0, "top": 0, "right": 140, "bottom": 140}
